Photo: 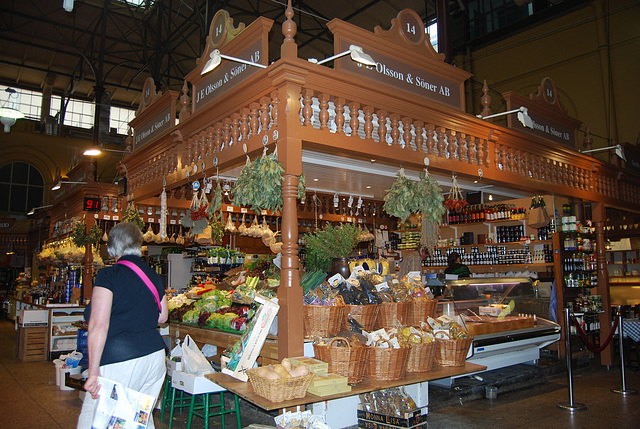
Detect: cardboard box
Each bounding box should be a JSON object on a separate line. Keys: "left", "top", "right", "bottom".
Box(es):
{"left": 19, "top": 309, "right": 49, "bottom": 326}
{"left": 357, "top": 406, "right": 427, "bottom": 428}
{"left": 307, "top": 383, "right": 352, "bottom": 397}
{"left": 221, "top": 295, "right": 279, "bottom": 382}
{"left": 171, "top": 370, "right": 226, "bottom": 395}
{"left": 308, "top": 373, "right": 348, "bottom": 388}
{"left": 166, "top": 358, "right": 182, "bottom": 377}
{"left": 289, "top": 356, "right": 328, "bottom": 374}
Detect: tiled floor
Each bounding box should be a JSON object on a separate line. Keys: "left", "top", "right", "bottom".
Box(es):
{"left": 2, "top": 317, "right": 639, "bottom": 428}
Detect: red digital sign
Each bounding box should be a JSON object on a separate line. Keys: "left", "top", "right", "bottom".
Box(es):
{"left": 83, "top": 197, "right": 101, "bottom": 212}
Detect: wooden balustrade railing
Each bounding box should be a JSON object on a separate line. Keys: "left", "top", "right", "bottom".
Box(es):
{"left": 124, "top": 61, "right": 639, "bottom": 210}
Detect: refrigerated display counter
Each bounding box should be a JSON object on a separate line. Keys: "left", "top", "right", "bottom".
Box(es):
{"left": 433, "top": 277, "right": 560, "bottom": 384}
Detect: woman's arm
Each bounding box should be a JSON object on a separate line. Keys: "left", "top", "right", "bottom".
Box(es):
{"left": 83, "top": 286, "right": 113, "bottom": 399}
{"left": 158, "top": 295, "right": 168, "bottom": 324}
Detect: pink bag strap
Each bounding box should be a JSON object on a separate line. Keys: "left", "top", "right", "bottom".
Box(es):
{"left": 116, "top": 260, "right": 162, "bottom": 312}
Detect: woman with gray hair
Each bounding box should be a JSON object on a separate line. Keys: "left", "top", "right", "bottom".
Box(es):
{"left": 77, "top": 222, "right": 168, "bottom": 428}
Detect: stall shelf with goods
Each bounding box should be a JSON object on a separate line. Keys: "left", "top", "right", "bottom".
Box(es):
{"left": 13, "top": 300, "right": 85, "bottom": 360}
{"left": 120, "top": 4, "right": 631, "bottom": 376}
{"left": 421, "top": 196, "right": 555, "bottom": 279}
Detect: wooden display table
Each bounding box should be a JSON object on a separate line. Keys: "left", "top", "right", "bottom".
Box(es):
{"left": 169, "top": 322, "right": 278, "bottom": 361}
{"left": 205, "top": 362, "right": 486, "bottom": 411}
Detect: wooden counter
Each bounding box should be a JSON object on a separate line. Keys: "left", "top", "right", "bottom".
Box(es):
{"left": 205, "top": 362, "right": 485, "bottom": 411}
{"left": 169, "top": 322, "right": 279, "bottom": 361}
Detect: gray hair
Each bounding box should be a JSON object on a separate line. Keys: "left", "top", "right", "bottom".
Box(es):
{"left": 107, "top": 222, "right": 143, "bottom": 258}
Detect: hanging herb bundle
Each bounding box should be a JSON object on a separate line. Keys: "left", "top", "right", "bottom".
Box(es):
{"left": 207, "top": 183, "right": 225, "bottom": 243}
{"left": 231, "top": 149, "right": 306, "bottom": 213}
{"left": 71, "top": 223, "right": 102, "bottom": 247}
{"left": 122, "top": 204, "right": 144, "bottom": 230}
{"left": 416, "top": 171, "right": 446, "bottom": 254}
{"left": 383, "top": 169, "right": 419, "bottom": 223}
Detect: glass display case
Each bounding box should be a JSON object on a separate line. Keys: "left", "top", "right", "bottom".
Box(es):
{"left": 432, "top": 277, "right": 561, "bottom": 383}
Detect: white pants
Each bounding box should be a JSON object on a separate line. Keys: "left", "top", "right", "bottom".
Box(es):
{"left": 77, "top": 349, "right": 166, "bottom": 429}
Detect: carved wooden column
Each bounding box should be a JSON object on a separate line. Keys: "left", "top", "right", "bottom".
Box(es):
{"left": 274, "top": 1, "right": 305, "bottom": 360}
{"left": 593, "top": 201, "right": 613, "bottom": 365}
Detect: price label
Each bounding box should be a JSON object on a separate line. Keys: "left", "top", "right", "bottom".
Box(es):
{"left": 170, "top": 219, "right": 176, "bottom": 225}
{"left": 112, "top": 216, "right": 119, "bottom": 221}
{"left": 346, "top": 217, "right": 353, "bottom": 222}
{"left": 241, "top": 208, "right": 248, "bottom": 213}
{"left": 226, "top": 206, "right": 234, "bottom": 212}
{"left": 103, "top": 215, "right": 111, "bottom": 220}
{"left": 148, "top": 217, "right": 155, "bottom": 223}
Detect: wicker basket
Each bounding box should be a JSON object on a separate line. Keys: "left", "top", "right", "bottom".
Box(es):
{"left": 245, "top": 368, "right": 315, "bottom": 403}
{"left": 407, "top": 300, "right": 438, "bottom": 326}
{"left": 365, "top": 339, "right": 410, "bottom": 381}
{"left": 406, "top": 341, "right": 437, "bottom": 373}
{"left": 303, "top": 304, "right": 345, "bottom": 338}
{"left": 434, "top": 337, "right": 473, "bottom": 367}
{"left": 342, "top": 304, "right": 379, "bottom": 331}
{"left": 375, "top": 301, "right": 411, "bottom": 330}
{"left": 313, "top": 337, "right": 370, "bottom": 385}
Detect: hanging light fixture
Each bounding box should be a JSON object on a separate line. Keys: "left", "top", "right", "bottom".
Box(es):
{"left": 0, "top": 88, "right": 25, "bottom": 133}
{"left": 308, "top": 45, "right": 376, "bottom": 66}
{"left": 201, "top": 50, "right": 267, "bottom": 76}
{"left": 52, "top": 180, "right": 86, "bottom": 191}
{"left": 477, "top": 106, "right": 533, "bottom": 129}
{"left": 580, "top": 144, "right": 626, "bottom": 161}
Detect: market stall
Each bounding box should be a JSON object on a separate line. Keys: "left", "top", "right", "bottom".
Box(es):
{"left": 116, "top": 1, "right": 639, "bottom": 415}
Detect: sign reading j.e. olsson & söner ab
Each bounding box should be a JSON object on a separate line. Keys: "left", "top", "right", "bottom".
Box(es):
{"left": 194, "top": 41, "right": 264, "bottom": 112}
{"left": 134, "top": 106, "right": 173, "bottom": 150}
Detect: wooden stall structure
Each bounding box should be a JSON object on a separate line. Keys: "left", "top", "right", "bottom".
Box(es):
{"left": 119, "top": 2, "right": 640, "bottom": 366}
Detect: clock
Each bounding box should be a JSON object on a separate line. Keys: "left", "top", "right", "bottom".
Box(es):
{"left": 83, "top": 197, "right": 101, "bottom": 212}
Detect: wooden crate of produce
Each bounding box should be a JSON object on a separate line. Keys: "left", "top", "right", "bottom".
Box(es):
{"left": 18, "top": 326, "right": 48, "bottom": 362}
{"left": 465, "top": 316, "right": 535, "bottom": 337}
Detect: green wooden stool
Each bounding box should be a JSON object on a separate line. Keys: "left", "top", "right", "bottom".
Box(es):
{"left": 187, "top": 390, "right": 242, "bottom": 429}
{"left": 160, "top": 376, "right": 192, "bottom": 429}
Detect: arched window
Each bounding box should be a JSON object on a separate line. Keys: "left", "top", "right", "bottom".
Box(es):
{"left": 0, "top": 162, "right": 45, "bottom": 214}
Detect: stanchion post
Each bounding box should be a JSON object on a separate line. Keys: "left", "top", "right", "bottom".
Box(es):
{"left": 557, "top": 307, "right": 587, "bottom": 411}
{"left": 612, "top": 306, "right": 637, "bottom": 395}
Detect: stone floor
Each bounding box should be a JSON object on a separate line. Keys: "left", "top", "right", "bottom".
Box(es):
{"left": 2, "top": 317, "right": 639, "bottom": 428}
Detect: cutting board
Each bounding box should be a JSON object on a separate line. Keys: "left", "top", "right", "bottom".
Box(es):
{"left": 465, "top": 316, "right": 535, "bottom": 337}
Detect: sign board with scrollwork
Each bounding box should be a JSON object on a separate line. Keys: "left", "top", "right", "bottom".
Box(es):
{"left": 328, "top": 9, "right": 471, "bottom": 110}
{"left": 503, "top": 78, "right": 582, "bottom": 149}
{"left": 129, "top": 77, "right": 178, "bottom": 152}
{"left": 185, "top": 10, "right": 272, "bottom": 114}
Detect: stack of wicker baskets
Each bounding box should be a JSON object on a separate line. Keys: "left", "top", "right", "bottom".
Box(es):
{"left": 313, "top": 337, "right": 370, "bottom": 384}
{"left": 406, "top": 333, "right": 437, "bottom": 373}
{"left": 245, "top": 368, "right": 315, "bottom": 403}
{"left": 407, "top": 299, "right": 438, "bottom": 326}
{"left": 303, "top": 302, "right": 345, "bottom": 338}
{"left": 365, "top": 339, "right": 410, "bottom": 381}
{"left": 342, "top": 304, "right": 379, "bottom": 331}
{"left": 434, "top": 337, "right": 473, "bottom": 367}
{"left": 375, "top": 298, "right": 411, "bottom": 330}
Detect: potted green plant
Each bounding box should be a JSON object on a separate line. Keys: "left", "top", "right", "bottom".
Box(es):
{"left": 304, "top": 223, "right": 361, "bottom": 277}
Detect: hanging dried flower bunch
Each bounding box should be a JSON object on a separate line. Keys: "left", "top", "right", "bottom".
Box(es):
{"left": 122, "top": 202, "right": 144, "bottom": 230}
{"left": 443, "top": 174, "right": 468, "bottom": 211}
